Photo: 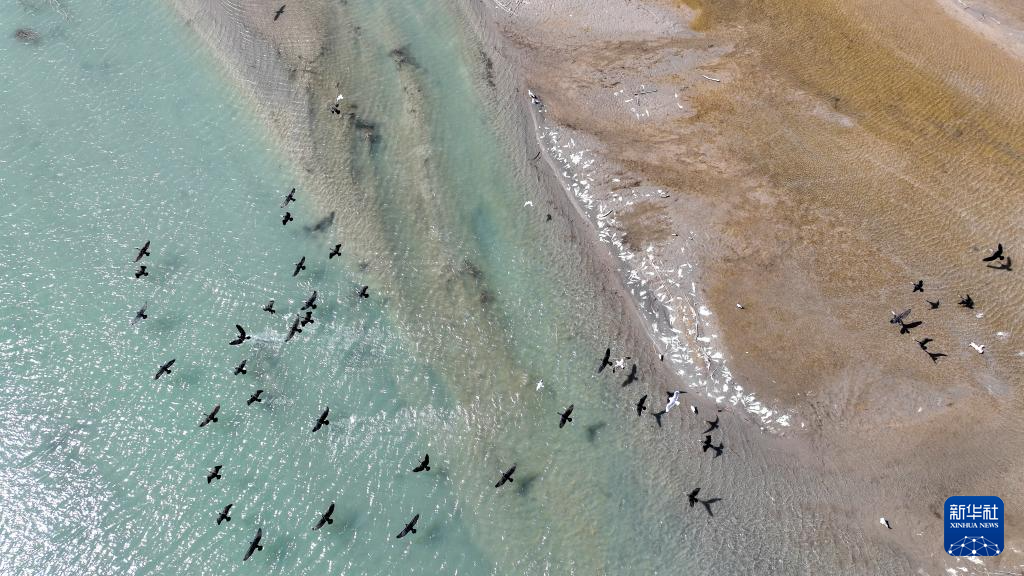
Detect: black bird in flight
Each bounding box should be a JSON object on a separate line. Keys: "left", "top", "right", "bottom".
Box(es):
{"left": 635, "top": 394, "right": 648, "bottom": 417}
{"left": 926, "top": 300, "right": 940, "bottom": 310}
{"left": 243, "top": 527, "right": 264, "bottom": 561}
{"left": 134, "top": 240, "right": 151, "bottom": 262}
{"left": 281, "top": 187, "right": 295, "bottom": 207}
{"left": 698, "top": 497, "right": 722, "bottom": 517}
{"left": 558, "top": 405, "right": 574, "bottom": 429}
{"left": 928, "top": 351, "right": 948, "bottom": 363}
{"left": 301, "top": 311, "right": 315, "bottom": 327}
{"left": 154, "top": 359, "right": 176, "bottom": 380}
{"left": 620, "top": 364, "right": 638, "bottom": 387}
{"left": 216, "top": 503, "right": 232, "bottom": 525}
{"left": 207, "top": 465, "right": 223, "bottom": 484}
{"left": 286, "top": 315, "right": 303, "bottom": 341}
{"left": 703, "top": 416, "right": 720, "bottom": 434}
{"left": 247, "top": 389, "right": 264, "bottom": 405}
{"left": 495, "top": 464, "right": 516, "bottom": 488}
{"left": 134, "top": 265, "right": 148, "bottom": 279}
{"left": 293, "top": 256, "right": 306, "bottom": 277}
{"left": 313, "top": 502, "right": 335, "bottom": 531}
{"left": 652, "top": 410, "right": 666, "bottom": 428}
{"left": 263, "top": 299, "right": 276, "bottom": 314}
{"left": 702, "top": 435, "right": 723, "bottom": 458}
{"left": 312, "top": 407, "right": 330, "bottom": 432}
{"left": 273, "top": 5, "right": 285, "bottom": 21}
{"left": 301, "top": 290, "right": 318, "bottom": 310}
{"left": 396, "top": 514, "right": 419, "bottom": 539}
{"left": 329, "top": 244, "right": 342, "bottom": 259}
{"left": 199, "top": 405, "right": 220, "bottom": 428}
{"left": 890, "top": 309, "right": 911, "bottom": 325}
{"left": 898, "top": 320, "right": 923, "bottom": 335}
{"left": 687, "top": 487, "right": 701, "bottom": 508}
{"left": 282, "top": 212, "right": 294, "bottom": 226}
{"left": 229, "top": 325, "right": 251, "bottom": 346}
{"left": 412, "top": 454, "right": 430, "bottom": 473}
{"left": 982, "top": 243, "right": 1004, "bottom": 262}
{"left": 916, "top": 338, "right": 932, "bottom": 351}
{"left": 959, "top": 295, "right": 975, "bottom": 309}
{"left": 233, "top": 360, "right": 247, "bottom": 375}
{"left": 357, "top": 285, "right": 369, "bottom": 299}
{"left": 987, "top": 257, "right": 1012, "bottom": 271}
{"left": 133, "top": 303, "right": 148, "bottom": 323}
{"left": 598, "top": 347, "right": 612, "bottom": 373}
{"left": 912, "top": 280, "right": 923, "bottom": 292}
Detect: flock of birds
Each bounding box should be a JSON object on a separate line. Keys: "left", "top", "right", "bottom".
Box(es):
{"left": 888, "top": 243, "right": 1011, "bottom": 361}
{"left": 134, "top": 188, "right": 384, "bottom": 561}
{"left": 128, "top": 179, "right": 732, "bottom": 560}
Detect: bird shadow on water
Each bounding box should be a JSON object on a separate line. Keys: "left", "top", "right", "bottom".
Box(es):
{"left": 515, "top": 473, "right": 541, "bottom": 497}
{"left": 585, "top": 421, "right": 606, "bottom": 443}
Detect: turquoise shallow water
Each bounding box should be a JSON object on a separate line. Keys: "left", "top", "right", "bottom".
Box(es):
{"left": 1, "top": 1, "right": 698, "bottom": 574}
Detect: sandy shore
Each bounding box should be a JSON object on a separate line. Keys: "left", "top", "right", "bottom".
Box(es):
{"left": 163, "top": 0, "right": 1023, "bottom": 571}
{"left": 474, "top": 0, "right": 1024, "bottom": 571}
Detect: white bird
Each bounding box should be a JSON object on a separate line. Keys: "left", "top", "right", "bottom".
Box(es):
{"left": 335, "top": 93, "right": 344, "bottom": 102}
{"left": 970, "top": 342, "right": 985, "bottom": 354}
{"left": 523, "top": 201, "right": 534, "bottom": 207}
{"left": 665, "top": 391, "right": 681, "bottom": 412}
{"left": 689, "top": 405, "right": 698, "bottom": 414}
{"left": 879, "top": 517, "right": 891, "bottom": 529}
{"left": 535, "top": 380, "right": 544, "bottom": 391}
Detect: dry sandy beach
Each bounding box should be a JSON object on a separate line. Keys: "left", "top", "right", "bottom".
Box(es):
{"left": 165, "top": 0, "right": 1024, "bottom": 572}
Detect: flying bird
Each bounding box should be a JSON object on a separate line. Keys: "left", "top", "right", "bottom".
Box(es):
{"left": 635, "top": 395, "right": 648, "bottom": 417}
{"left": 357, "top": 285, "right": 369, "bottom": 299}
{"left": 281, "top": 188, "right": 295, "bottom": 207}
{"left": 495, "top": 464, "right": 516, "bottom": 488}
{"left": 311, "top": 407, "right": 330, "bottom": 432}
{"left": 243, "top": 528, "right": 263, "bottom": 561}
{"left": 412, "top": 454, "right": 430, "bottom": 473}
{"left": 229, "top": 325, "right": 251, "bottom": 346}
{"left": 313, "top": 502, "right": 335, "bottom": 531}
{"left": 329, "top": 244, "right": 342, "bottom": 259}
{"left": 286, "top": 315, "right": 303, "bottom": 341}
{"left": 558, "top": 405, "right": 574, "bottom": 428}
{"left": 396, "top": 513, "right": 419, "bottom": 539}
{"left": 273, "top": 5, "right": 285, "bottom": 21}
{"left": 959, "top": 295, "right": 975, "bottom": 309}
{"left": 216, "top": 503, "right": 232, "bottom": 525}
{"left": 687, "top": 487, "right": 701, "bottom": 507}
{"left": 301, "top": 311, "right": 315, "bottom": 327}
{"left": 207, "top": 465, "right": 223, "bottom": 484}
{"left": 890, "top": 309, "right": 911, "bottom": 324}
{"left": 982, "top": 243, "right": 1004, "bottom": 262}
{"left": 292, "top": 257, "right": 307, "bottom": 277}
{"left": 233, "top": 360, "right": 247, "bottom": 375}
{"left": 154, "top": 358, "right": 176, "bottom": 380}
{"left": 301, "top": 290, "right": 318, "bottom": 310}
{"left": 133, "top": 304, "right": 148, "bottom": 323}
{"left": 134, "top": 241, "right": 151, "bottom": 262}
{"left": 665, "top": 390, "right": 681, "bottom": 412}
{"left": 247, "top": 389, "right": 264, "bottom": 405}
{"left": 134, "top": 265, "right": 148, "bottom": 279}
{"left": 598, "top": 347, "right": 612, "bottom": 373}
{"left": 282, "top": 212, "right": 294, "bottom": 226}
{"left": 263, "top": 299, "right": 276, "bottom": 314}
{"left": 912, "top": 280, "right": 923, "bottom": 292}
{"left": 703, "top": 416, "right": 720, "bottom": 434}
{"left": 199, "top": 405, "right": 220, "bottom": 428}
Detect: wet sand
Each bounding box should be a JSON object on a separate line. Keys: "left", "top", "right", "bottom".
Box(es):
{"left": 483, "top": 0, "right": 1024, "bottom": 571}
{"left": 164, "top": 0, "right": 1023, "bottom": 572}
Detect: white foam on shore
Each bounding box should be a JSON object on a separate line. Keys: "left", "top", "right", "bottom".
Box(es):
{"left": 532, "top": 99, "right": 795, "bottom": 432}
